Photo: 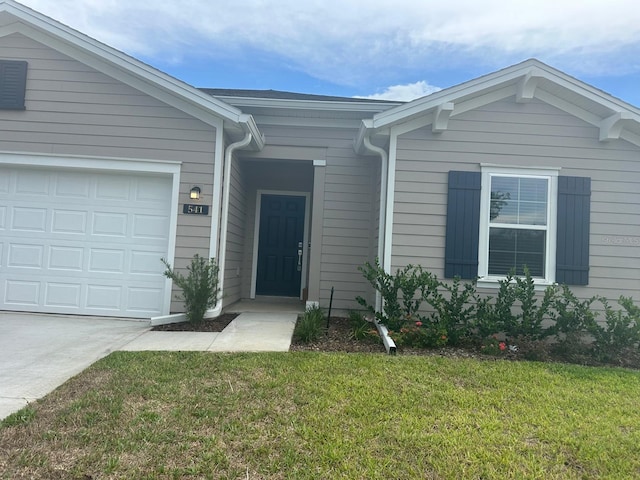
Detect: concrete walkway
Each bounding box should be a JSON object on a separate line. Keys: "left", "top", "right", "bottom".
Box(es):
{"left": 120, "top": 312, "right": 298, "bottom": 352}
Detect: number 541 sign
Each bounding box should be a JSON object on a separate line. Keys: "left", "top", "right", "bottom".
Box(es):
{"left": 183, "top": 204, "right": 209, "bottom": 215}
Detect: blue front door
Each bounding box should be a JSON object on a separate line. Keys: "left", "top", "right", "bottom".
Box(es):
{"left": 256, "top": 194, "right": 305, "bottom": 297}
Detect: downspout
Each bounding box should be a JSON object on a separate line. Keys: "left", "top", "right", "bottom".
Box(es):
{"left": 362, "top": 135, "right": 388, "bottom": 312}
{"left": 209, "top": 132, "right": 253, "bottom": 317}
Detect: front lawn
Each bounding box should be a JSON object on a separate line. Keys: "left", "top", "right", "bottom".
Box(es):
{"left": 2, "top": 352, "right": 639, "bottom": 479}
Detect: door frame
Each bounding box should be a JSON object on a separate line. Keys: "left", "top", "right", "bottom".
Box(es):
{"left": 250, "top": 189, "right": 311, "bottom": 299}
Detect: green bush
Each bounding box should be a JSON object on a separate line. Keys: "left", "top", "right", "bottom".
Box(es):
{"left": 390, "top": 321, "right": 448, "bottom": 349}
{"left": 294, "top": 306, "right": 326, "bottom": 343}
{"left": 162, "top": 255, "right": 220, "bottom": 324}
{"left": 355, "top": 260, "right": 640, "bottom": 367}
{"left": 430, "top": 277, "right": 477, "bottom": 345}
{"left": 356, "top": 259, "right": 437, "bottom": 331}
{"left": 549, "top": 286, "right": 598, "bottom": 360}
{"left": 590, "top": 296, "right": 640, "bottom": 364}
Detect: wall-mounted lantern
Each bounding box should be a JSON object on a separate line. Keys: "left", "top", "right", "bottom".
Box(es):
{"left": 190, "top": 186, "right": 201, "bottom": 200}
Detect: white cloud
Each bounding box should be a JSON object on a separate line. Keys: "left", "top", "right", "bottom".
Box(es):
{"left": 356, "top": 81, "right": 441, "bottom": 101}
{"left": 18, "top": 0, "right": 640, "bottom": 86}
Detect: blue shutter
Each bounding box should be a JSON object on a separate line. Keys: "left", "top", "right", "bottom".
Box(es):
{"left": 556, "top": 176, "right": 591, "bottom": 285}
{"left": 445, "top": 171, "right": 481, "bottom": 279}
{"left": 0, "top": 60, "right": 27, "bottom": 110}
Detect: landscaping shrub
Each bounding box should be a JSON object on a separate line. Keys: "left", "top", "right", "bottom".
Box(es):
{"left": 294, "top": 306, "right": 326, "bottom": 343}
{"left": 162, "top": 255, "right": 220, "bottom": 324}
{"left": 430, "top": 277, "right": 477, "bottom": 345}
{"left": 549, "top": 286, "right": 598, "bottom": 361}
{"left": 356, "top": 259, "right": 438, "bottom": 331}
{"left": 390, "top": 320, "right": 448, "bottom": 349}
{"left": 356, "top": 259, "right": 640, "bottom": 367}
{"left": 590, "top": 296, "right": 640, "bottom": 364}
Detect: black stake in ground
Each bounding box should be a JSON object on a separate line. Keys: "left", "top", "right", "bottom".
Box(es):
{"left": 326, "top": 286, "right": 334, "bottom": 332}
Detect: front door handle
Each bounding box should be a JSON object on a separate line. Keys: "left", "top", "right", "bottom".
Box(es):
{"left": 297, "top": 241, "right": 303, "bottom": 271}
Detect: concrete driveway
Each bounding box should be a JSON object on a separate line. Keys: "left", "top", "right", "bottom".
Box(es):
{"left": 0, "top": 312, "right": 149, "bottom": 420}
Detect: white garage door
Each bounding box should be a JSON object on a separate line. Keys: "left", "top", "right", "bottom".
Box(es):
{"left": 0, "top": 166, "right": 172, "bottom": 318}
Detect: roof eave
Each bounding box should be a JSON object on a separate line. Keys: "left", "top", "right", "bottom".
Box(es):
{"left": 0, "top": 0, "right": 262, "bottom": 145}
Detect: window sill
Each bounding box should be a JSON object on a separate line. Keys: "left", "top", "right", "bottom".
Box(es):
{"left": 476, "top": 278, "right": 555, "bottom": 291}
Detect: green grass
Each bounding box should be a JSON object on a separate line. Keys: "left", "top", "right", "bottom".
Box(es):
{"left": 2, "top": 353, "right": 640, "bottom": 479}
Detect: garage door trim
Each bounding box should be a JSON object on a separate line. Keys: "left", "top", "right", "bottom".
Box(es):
{"left": 0, "top": 151, "right": 181, "bottom": 317}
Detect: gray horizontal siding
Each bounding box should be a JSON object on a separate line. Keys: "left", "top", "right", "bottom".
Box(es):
{"left": 0, "top": 33, "right": 219, "bottom": 314}
{"left": 393, "top": 97, "right": 640, "bottom": 301}
{"left": 239, "top": 124, "right": 378, "bottom": 311}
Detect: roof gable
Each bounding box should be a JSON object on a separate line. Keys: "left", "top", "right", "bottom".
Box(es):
{"left": 0, "top": 0, "right": 263, "bottom": 149}
{"left": 357, "top": 59, "right": 640, "bottom": 150}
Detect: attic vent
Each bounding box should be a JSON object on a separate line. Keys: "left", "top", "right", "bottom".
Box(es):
{"left": 0, "top": 60, "right": 27, "bottom": 110}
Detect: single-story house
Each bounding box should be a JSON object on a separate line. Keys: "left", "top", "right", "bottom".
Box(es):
{"left": 0, "top": 0, "right": 638, "bottom": 320}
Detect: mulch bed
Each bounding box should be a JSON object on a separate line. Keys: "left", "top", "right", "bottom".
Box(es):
{"left": 149, "top": 313, "right": 627, "bottom": 366}
{"left": 289, "top": 316, "right": 385, "bottom": 353}
{"left": 151, "top": 313, "right": 238, "bottom": 332}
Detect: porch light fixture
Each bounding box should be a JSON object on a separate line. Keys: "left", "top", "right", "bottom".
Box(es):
{"left": 190, "top": 186, "right": 201, "bottom": 200}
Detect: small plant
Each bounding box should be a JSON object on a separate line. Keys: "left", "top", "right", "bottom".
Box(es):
{"left": 294, "top": 306, "right": 326, "bottom": 343}
{"left": 348, "top": 311, "right": 378, "bottom": 342}
{"left": 162, "top": 255, "right": 220, "bottom": 324}
{"left": 479, "top": 335, "right": 507, "bottom": 356}
{"left": 390, "top": 320, "right": 448, "bottom": 349}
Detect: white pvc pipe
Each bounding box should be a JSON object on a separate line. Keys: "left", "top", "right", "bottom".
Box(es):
{"left": 362, "top": 135, "right": 388, "bottom": 312}
{"left": 209, "top": 132, "right": 253, "bottom": 317}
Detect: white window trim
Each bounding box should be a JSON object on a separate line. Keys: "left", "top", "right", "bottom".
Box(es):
{"left": 477, "top": 165, "right": 558, "bottom": 287}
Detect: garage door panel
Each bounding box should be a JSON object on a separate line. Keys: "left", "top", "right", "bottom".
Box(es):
{"left": 86, "top": 284, "right": 123, "bottom": 311}
{"left": 44, "top": 283, "right": 82, "bottom": 308}
{"left": 136, "top": 177, "right": 172, "bottom": 203}
{"left": 0, "top": 174, "right": 8, "bottom": 193}
{"left": 8, "top": 244, "right": 44, "bottom": 268}
{"left": 89, "top": 248, "right": 125, "bottom": 273}
{"left": 53, "top": 173, "right": 91, "bottom": 198}
{"left": 96, "top": 177, "right": 131, "bottom": 201}
{"left": 131, "top": 250, "right": 164, "bottom": 275}
{"left": 12, "top": 207, "right": 47, "bottom": 231}
{"left": 5, "top": 280, "right": 40, "bottom": 306}
{"left": 49, "top": 246, "right": 84, "bottom": 271}
{"left": 127, "top": 287, "right": 163, "bottom": 313}
{"left": 52, "top": 209, "right": 88, "bottom": 234}
{"left": 0, "top": 165, "right": 173, "bottom": 318}
{"left": 15, "top": 171, "right": 49, "bottom": 196}
{"left": 133, "top": 214, "right": 170, "bottom": 239}
{"left": 92, "top": 212, "right": 128, "bottom": 236}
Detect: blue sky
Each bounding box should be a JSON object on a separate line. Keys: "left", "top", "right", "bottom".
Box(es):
{"left": 21, "top": 0, "right": 640, "bottom": 106}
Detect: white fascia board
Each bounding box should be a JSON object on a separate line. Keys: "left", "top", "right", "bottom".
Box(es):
{"left": 369, "top": 59, "right": 640, "bottom": 132}
{"left": 239, "top": 114, "right": 266, "bottom": 151}
{"left": 0, "top": 2, "right": 264, "bottom": 138}
{"left": 213, "top": 96, "right": 402, "bottom": 113}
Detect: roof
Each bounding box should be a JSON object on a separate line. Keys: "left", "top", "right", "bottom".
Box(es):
{"left": 0, "top": 0, "right": 264, "bottom": 149}
{"left": 356, "top": 58, "right": 640, "bottom": 152}
{"left": 200, "top": 88, "right": 400, "bottom": 104}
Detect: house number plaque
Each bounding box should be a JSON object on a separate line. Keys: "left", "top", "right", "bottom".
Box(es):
{"left": 183, "top": 204, "right": 209, "bottom": 215}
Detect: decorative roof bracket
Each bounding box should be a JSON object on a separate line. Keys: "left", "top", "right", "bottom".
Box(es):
{"left": 432, "top": 102, "right": 454, "bottom": 133}
{"left": 516, "top": 70, "right": 543, "bottom": 103}
{"left": 599, "top": 112, "right": 633, "bottom": 142}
